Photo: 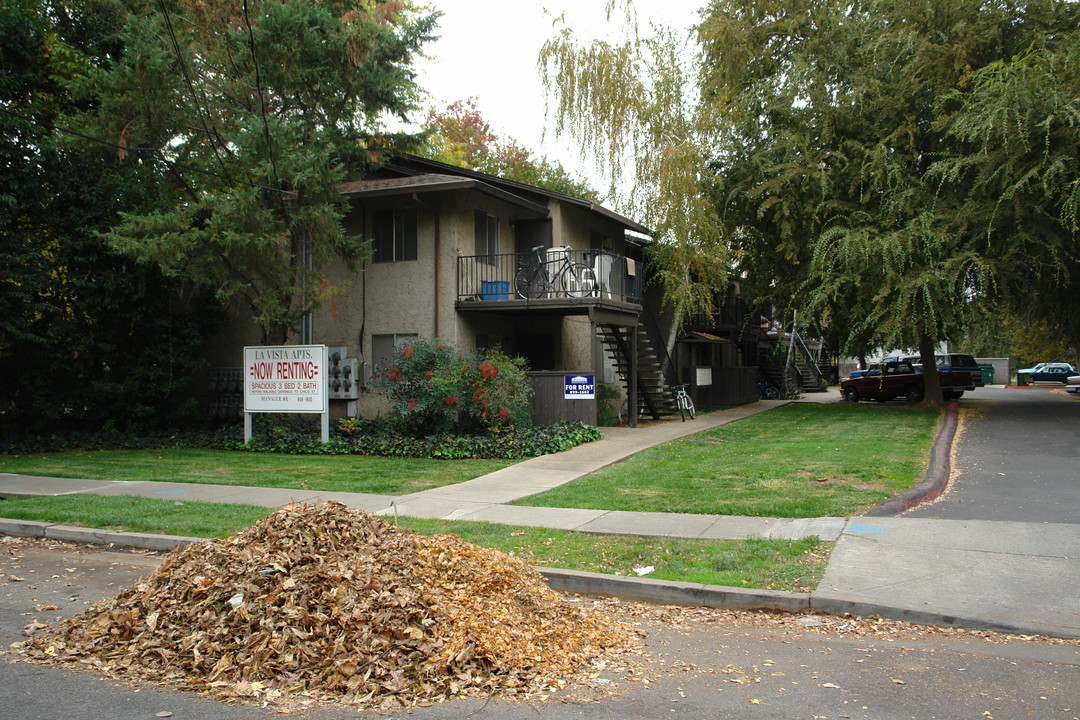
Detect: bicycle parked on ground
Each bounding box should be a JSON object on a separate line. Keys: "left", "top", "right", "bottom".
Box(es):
{"left": 617, "top": 385, "right": 695, "bottom": 424}
{"left": 759, "top": 382, "right": 780, "bottom": 400}
{"left": 673, "top": 384, "right": 696, "bottom": 421}
{"left": 514, "top": 245, "right": 597, "bottom": 299}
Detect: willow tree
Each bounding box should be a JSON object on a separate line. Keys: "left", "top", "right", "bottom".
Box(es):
{"left": 931, "top": 31, "right": 1080, "bottom": 365}
{"left": 72, "top": 0, "right": 437, "bottom": 343}
{"left": 540, "top": 1, "right": 728, "bottom": 354}
{"left": 699, "top": 0, "right": 1074, "bottom": 404}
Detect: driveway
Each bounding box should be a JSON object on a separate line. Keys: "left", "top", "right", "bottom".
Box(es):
{"left": 905, "top": 386, "right": 1080, "bottom": 522}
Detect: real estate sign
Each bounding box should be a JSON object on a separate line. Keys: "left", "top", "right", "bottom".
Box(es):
{"left": 563, "top": 374, "right": 596, "bottom": 400}
{"left": 244, "top": 345, "right": 328, "bottom": 414}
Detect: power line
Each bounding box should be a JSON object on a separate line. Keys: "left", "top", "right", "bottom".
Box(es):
{"left": 243, "top": 0, "right": 281, "bottom": 193}
{"left": 0, "top": 107, "right": 293, "bottom": 196}
{"left": 156, "top": 0, "right": 236, "bottom": 187}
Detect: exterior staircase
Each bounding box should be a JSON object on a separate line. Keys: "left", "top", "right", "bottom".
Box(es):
{"left": 598, "top": 323, "right": 679, "bottom": 420}
{"left": 759, "top": 332, "right": 827, "bottom": 396}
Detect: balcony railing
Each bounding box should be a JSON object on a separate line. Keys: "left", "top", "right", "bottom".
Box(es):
{"left": 457, "top": 247, "right": 642, "bottom": 305}
{"left": 686, "top": 298, "right": 752, "bottom": 330}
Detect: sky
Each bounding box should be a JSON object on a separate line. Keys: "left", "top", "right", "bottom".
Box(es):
{"left": 412, "top": 0, "right": 703, "bottom": 192}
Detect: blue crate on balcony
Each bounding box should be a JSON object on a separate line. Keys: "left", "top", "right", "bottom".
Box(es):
{"left": 481, "top": 280, "right": 510, "bottom": 300}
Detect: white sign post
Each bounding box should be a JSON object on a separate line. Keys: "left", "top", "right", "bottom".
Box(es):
{"left": 243, "top": 345, "right": 329, "bottom": 443}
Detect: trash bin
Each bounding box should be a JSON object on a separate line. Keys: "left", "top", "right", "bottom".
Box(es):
{"left": 1017, "top": 372, "right": 1029, "bottom": 386}
{"left": 978, "top": 363, "right": 995, "bottom": 385}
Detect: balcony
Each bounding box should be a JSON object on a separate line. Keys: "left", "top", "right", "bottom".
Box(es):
{"left": 685, "top": 298, "right": 755, "bottom": 332}
{"left": 456, "top": 247, "right": 642, "bottom": 315}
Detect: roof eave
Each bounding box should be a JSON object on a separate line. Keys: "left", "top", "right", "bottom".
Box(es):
{"left": 339, "top": 178, "right": 549, "bottom": 216}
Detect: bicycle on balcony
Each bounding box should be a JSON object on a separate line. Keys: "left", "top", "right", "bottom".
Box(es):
{"left": 514, "top": 245, "right": 597, "bottom": 299}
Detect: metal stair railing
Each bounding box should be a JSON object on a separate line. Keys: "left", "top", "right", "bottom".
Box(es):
{"left": 600, "top": 324, "right": 664, "bottom": 420}
{"left": 791, "top": 328, "right": 824, "bottom": 390}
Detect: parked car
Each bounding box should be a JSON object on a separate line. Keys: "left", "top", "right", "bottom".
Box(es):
{"left": 1023, "top": 363, "right": 1076, "bottom": 383}
{"left": 1018, "top": 362, "right": 1051, "bottom": 374}
{"left": 840, "top": 361, "right": 972, "bottom": 403}
{"left": 1065, "top": 375, "right": 1080, "bottom": 394}
{"left": 900, "top": 353, "right": 983, "bottom": 388}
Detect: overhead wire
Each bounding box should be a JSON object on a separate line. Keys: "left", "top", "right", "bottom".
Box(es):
{"left": 242, "top": 0, "right": 282, "bottom": 194}
{"left": 0, "top": 107, "right": 293, "bottom": 196}
{"left": 156, "top": 0, "right": 237, "bottom": 187}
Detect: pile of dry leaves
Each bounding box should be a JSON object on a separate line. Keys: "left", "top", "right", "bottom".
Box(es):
{"left": 17, "top": 502, "right": 637, "bottom": 708}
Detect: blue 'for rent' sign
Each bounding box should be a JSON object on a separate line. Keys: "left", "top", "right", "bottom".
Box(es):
{"left": 564, "top": 374, "right": 595, "bottom": 400}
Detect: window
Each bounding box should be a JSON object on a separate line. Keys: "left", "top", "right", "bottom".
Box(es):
{"left": 372, "top": 333, "right": 418, "bottom": 370}
{"left": 474, "top": 210, "right": 498, "bottom": 264}
{"left": 590, "top": 230, "right": 614, "bottom": 251}
{"left": 372, "top": 208, "right": 417, "bottom": 263}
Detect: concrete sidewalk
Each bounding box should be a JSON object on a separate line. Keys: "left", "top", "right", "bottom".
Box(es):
{"left": 2, "top": 393, "right": 1078, "bottom": 639}
{"left": 0, "top": 399, "right": 845, "bottom": 542}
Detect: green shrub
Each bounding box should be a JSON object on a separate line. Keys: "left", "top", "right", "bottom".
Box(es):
{"left": 372, "top": 338, "right": 532, "bottom": 437}
{"left": 3, "top": 418, "right": 602, "bottom": 460}
{"left": 595, "top": 382, "right": 621, "bottom": 426}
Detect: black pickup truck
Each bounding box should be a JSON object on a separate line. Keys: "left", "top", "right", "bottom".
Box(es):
{"left": 840, "top": 361, "right": 973, "bottom": 402}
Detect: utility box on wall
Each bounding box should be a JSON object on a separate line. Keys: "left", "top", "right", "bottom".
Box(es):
{"left": 528, "top": 371, "right": 596, "bottom": 426}
{"left": 327, "top": 346, "right": 360, "bottom": 400}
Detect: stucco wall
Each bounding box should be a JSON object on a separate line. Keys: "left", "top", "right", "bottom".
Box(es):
{"left": 201, "top": 184, "right": 637, "bottom": 420}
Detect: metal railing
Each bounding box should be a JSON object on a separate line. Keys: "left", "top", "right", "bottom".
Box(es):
{"left": 456, "top": 247, "right": 642, "bottom": 304}
{"left": 686, "top": 298, "right": 751, "bottom": 329}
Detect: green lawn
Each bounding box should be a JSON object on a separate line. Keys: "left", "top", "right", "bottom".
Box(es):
{"left": 0, "top": 494, "right": 272, "bottom": 539}
{"left": 0, "top": 402, "right": 944, "bottom": 592}
{"left": 0, "top": 495, "right": 829, "bottom": 592}
{"left": 0, "top": 449, "right": 513, "bottom": 495}
{"left": 512, "top": 403, "right": 940, "bottom": 517}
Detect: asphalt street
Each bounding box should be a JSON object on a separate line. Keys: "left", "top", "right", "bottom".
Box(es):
{"left": 906, "top": 385, "right": 1080, "bottom": 522}
{"left": 3, "top": 537, "right": 1079, "bottom": 720}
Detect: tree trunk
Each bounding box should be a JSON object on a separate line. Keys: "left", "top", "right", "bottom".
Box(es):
{"left": 663, "top": 291, "right": 687, "bottom": 379}
{"left": 919, "top": 337, "right": 945, "bottom": 407}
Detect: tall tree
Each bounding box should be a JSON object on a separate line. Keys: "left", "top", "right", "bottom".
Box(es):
{"left": 931, "top": 29, "right": 1080, "bottom": 364}
{"left": 77, "top": 0, "right": 437, "bottom": 343}
{"left": 700, "top": 0, "right": 1078, "bottom": 403}
{"left": 421, "top": 98, "right": 599, "bottom": 200}
{"left": 540, "top": 1, "right": 728, "bottom": 354}
{"left": 1, "top": 0, "right": 222, "bottom": 433}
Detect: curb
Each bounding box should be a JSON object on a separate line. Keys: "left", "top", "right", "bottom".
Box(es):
{"left": 0, "top": 519, "right": 201, "bottom": 552}
{"left": 4, "top": 518, "right": 1074, "bottom": 639}
{"left": 864, "top": 400, "right": 959, "bottom": 516}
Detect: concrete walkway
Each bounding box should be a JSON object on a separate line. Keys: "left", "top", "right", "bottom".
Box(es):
{"left": 2, "top": 391, "right": 1078, "bottom": 639}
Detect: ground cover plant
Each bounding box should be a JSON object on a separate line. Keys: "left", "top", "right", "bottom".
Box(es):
{"left": 512, "top": 403, "right": 940, "bottom": 517}
{"left": 0, "top": 496, "right": 828, "bottom": 592}
{"left": 3, "top": 416, "right": 602, "bottom": 460}
{"left": 0, "top": 449, "right": 512, "bottom": 495}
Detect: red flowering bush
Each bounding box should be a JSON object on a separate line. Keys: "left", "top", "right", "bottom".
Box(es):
{"left": 374, "top": 338, "right": 532, "bottom": 436}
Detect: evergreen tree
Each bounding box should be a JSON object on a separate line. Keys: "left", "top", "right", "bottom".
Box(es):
{"left": 79, "top": 0, "right": 437, "bottom": 342}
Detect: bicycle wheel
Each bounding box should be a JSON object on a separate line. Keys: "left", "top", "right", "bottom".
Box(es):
{"left": 514, "top": 266, "right": 545, "bottom": 299}
{"left": 684, "top": 395, "right": 696, "bottom": 419}
{"left": 677, "top": 394, "right": 686, "bottom": 421}
{"left": 560, "top": 263, "right": 597, "bottom": 297}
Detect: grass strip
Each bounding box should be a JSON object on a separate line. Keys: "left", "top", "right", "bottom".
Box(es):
{"left": 0, "top": 449, "right": 512, "bottom": 495}
{"left": 514, "top": 403, "right": 941, "bottom": 517}
{"left": 0, "top": 496, "right": 828, "bottom": 592}
{"left": 0, "top": 495, "right": 271, "bottom": 539}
